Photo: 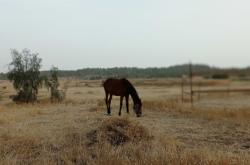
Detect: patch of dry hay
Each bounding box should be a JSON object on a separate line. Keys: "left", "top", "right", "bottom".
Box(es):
{"left": 87, "top": 117, "right": 152, "bottom": 146}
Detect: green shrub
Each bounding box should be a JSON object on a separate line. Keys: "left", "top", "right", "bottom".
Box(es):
{"left": 7, "top": 49, "right": 43, "bottom": 103}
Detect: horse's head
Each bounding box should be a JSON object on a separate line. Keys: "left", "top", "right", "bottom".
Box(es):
{"left": 133, "top": 99, "right": 142, "bottom": 117}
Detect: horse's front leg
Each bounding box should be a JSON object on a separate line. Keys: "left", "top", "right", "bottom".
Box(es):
{"left": 108, "top": 95, "right": 112, "bottom": 115}
{"left": 125, "top": 95, "right": 129, "bottom": 114}
{"left": 105, "top": 92, "right": 109, "bottom": 114}
{"left": 119, "top": 96, "right": 124, "bottom": 116}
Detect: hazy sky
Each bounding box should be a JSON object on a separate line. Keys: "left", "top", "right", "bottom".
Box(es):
{"left": 1, "top": 0, "right": 250, "bottom": 72}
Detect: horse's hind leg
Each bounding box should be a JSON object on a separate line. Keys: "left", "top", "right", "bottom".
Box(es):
{"left": 119, "top": 96, "right": 124, "bottom": 116}
{"left": 125, "top": 95, "right": 129, "bottom": 113}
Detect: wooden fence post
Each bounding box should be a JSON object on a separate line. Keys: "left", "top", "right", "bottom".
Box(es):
{"left": 181, "top": 76, "right": 184, "bottom": 103}
{"left": 189, "top": 63, "right": 193, "bottom": 107}
{"left": 198, "top": 82, "right": 201, "bottom": 100}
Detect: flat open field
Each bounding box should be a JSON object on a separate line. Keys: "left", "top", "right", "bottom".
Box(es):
{"left": 1, "top": 79, "right": 250, "bottom": 164}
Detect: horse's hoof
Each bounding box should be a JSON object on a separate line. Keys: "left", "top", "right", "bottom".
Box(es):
{"left": 105, "top": 113, "right": 111, "bottom": 116}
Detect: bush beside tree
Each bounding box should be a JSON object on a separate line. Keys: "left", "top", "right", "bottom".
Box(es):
{"left": 45, "top": 66, "right": 66, "bottom": 102}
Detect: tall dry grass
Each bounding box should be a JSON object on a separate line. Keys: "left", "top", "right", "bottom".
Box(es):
{"left": 1, "top": 117, "right": 248, "bottom": 165}
{"left": 143, "top": 98, "right": 250, "bottom": 122}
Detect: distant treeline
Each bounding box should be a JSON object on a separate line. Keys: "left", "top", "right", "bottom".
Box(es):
{"left": 40, "top": 64, "right": 250, "bottom": 80}
{"left": 1, "top": 64, "right": 250, "bottom": 80}
{"left": 39, "top": 64, "right": 211, "bottom": 79}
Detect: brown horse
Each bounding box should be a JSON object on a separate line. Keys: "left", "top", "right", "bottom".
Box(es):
{"left": 103, "top": 78, "right": 142, "bottom": 117}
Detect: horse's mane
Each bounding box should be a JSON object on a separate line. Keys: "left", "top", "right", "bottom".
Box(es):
{"left": 122, "top": 79, "right": 141, "bottom": 104}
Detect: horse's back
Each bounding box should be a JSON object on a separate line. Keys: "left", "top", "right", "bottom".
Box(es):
{"left": 103, "top": 78, "right": 128, "bottom": 96}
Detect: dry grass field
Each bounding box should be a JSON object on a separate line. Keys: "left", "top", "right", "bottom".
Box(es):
{"left": 1, "top": 79, "right": 250, "bottom": 165}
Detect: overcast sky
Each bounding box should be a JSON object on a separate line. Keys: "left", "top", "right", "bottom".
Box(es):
{"left": 0, "top": 0, "right": 250, "bottom": 72}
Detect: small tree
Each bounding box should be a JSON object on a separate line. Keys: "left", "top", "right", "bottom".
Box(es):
{"left": 45, "top": 66, "right": 65, "bottom": 102}
{"left": 7, "top": 49, "right": 43, "bottom": 103}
